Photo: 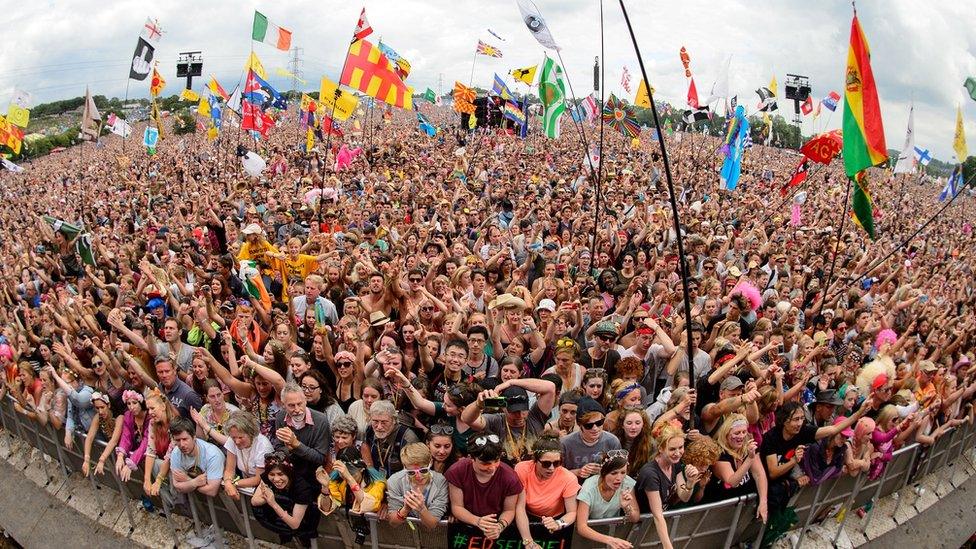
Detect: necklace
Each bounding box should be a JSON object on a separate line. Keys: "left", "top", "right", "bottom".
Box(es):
{"left": 504, "top": 420, "right": 528, "bottom": 461}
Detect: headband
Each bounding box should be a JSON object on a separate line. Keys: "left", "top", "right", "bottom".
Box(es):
{"left": 122, "top": 390, "right": 144, "bottom": 403}
{"left": 729, "top": 418, "right": 748, "bottom": 430}
{"left": 615, "top": 382, "right": 642, "bottom": 401}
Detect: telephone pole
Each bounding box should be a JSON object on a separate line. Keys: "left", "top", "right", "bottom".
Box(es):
{"left": 288, "top": 47, "right": 304, "bottom": 96}
{"left": 438, "top": 73, "right": 443, "bottom": 96}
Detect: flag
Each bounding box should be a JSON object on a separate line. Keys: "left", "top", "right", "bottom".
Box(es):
{"left": 941, "top": 165, "right": 963, "bottom": 202}
{"left": 209, "top": 95, "right": 222, "bottom": 129}
{"left": 150, "top": 99, "right": 163, "bottom": 139}
{"left": 417, "top": 112, "right": 437, "bottom": 136}
{"left": 851, "top": 171, "right": 875, "bottom": 239}
{"left": 756, "top": 87, "right": 777, "bottom": 112}
{"left": 143, "top": 126, "right": 159, "bottom": 148}
{"left": 129, "top": 37, "right": 154, "bottom": 81}
{"left": 150, "top": 67, "right": 166, "bottom": 96}
{"left": 453, "top": 81, "right": 476, "bottom": 114}
{"left": 510, "top": 65, "right": 537, "bottom": 85}
{"left": 913, "top": 146, "right": 932, "bottom": 166}
{"left": 683, "top": 108, "right": 709, "bottom": 124}
{"left": 680, "top": 46, "right": 692, "bottom": 78}
{"left": 582, "top": 94, "right": 599, "bottom": 122}
{"left": 603, "top": 94, "right": 640, "bottom": 138}
{"left": 488, "top": 28, "right": 506, "bottom": 41}
{"left": 141, "top": 17, "right": 163, "bottom": 44}
{"left": 503, "top": 101, "right": 526, "bottom": 126}
{"left": 0, "top": 117, "right": 24, "bottom": 154}
{"left": 516, "top": 0, "right": 559, "bottom": 50}
{"left": 468, "top": 112, "right": 477, "bottom": 129}
{"left": 244, "top": 70, "right": 287, "bottom": 110}
{"left": 208, "top": 76, "right": 230, "bottom": 101}
{"left": 635, "top": 79, "right": 652, "bottom": 108}
{"left": 842, "top": 14, "right": 888, "bottom": 178}
{"left": 197, "top": 95, "right": 211, "bottom": 117}
{"left": 244, "top": 51, "right": 268, "bottom": 81}
{"left": 719, "top": 105, "right": 750, "bottom": 191}
{"left": 813, "top": 99, "right": 823, "bottom": 119}
{"left": 106, "top": 113, "right": 132, "bottom": 137}
{"left": 476, "top": 40, "right": 503, "bottom": 58}
{"left": 241, "top": 101, "right": 274, "bottom": 137}
{"left": 893, "top": 103, "right": 915, "bottom": 174}
{"left": 539, "top": 56, "right": 566, "bottom": 139}
{"left": 7, "top": 105, "right": 29, "bottom": 128}
{"left": 687, "top": 77, "right": 700, "bottom": 109}
{"left": 769, "top": 75, "right": 778, "bottom": 97}
{"left": 340, "top": 39, "right": 413, "bottom": 110}
{"left": 353, "top": 8, "right": 373, "bottom": 42}
{"left": 781, "top": 158, "right": 809, "bottom": 196}
{"left": 491, "top": 74, "right": 513, "bottom": 100}
{"left": 800, "top": 130, "right": 843, "bottom": 164}
{"left": 800, "top": 96, "right": 813, "bottom": 115}
{"left": 821, "top": 91, "right": 841, "bottom": 112}
{"left": 252, "top": 11, "right": 292, "bottom": 50}
{"left": 966, "top": 77, "right": 976, "bottom": 102}
{"left": 306, "top": 127, "right": 314, "bottom": 151}
{"left": 706, "top": 55, "right": 731, "bottom": 106}
{"left": 226, "top": 84, "right": 242, "bottom": 115}
{"left": 423, "top": 88, "right": 437, "bottom": 103}
{"left": 1, "top": 158, "right": 24, "bottom": 173}
{"left": 378, "top": 41, "right": 411, "bottom": 80}
{"left": 318, "top": 75, "right": 359, "bottom": 120}
{"left": 953, "top": 105, "right": 968, "bottom": 161}
{"left": 179, "top": 88, "right": 200, "bottom": 102}
{"left": 81, "top": 87, "right": 101, "bottom": 140}
{"left": 621, "top": 66, "right": 632, "bottom": 94}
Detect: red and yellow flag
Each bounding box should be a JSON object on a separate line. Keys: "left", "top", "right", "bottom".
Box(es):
{"left": 340, "top": 39, "right": 413, "bottom": 110}
{"left": 842, "top": 14, "right": 887, "bottom": 178}
{"left": 453, "top": 81, "right": 476, "bottom": 114}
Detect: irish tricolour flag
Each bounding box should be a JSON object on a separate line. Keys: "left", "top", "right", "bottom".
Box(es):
{"left": 252, "top": 11, "right": 292, "bottom": 51}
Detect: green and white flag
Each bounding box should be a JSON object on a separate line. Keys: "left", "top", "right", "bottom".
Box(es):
{"left": 538, "top": 56, "right": 566, "bottom": 139}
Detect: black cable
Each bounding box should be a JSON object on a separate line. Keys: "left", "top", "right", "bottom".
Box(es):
{"left": 590, "top": 0, "right": 607, "bottom": 263}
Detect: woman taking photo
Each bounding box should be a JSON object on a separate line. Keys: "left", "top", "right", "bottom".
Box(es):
{"left": 575, "top": 452, "right": 639, "bottom": 549}
{"left": 703, "top": 413, "right": 768, "bottom": 523}
{"left": 221, "top": 410, "right": 273, "bottom": 498}
{"left": 387, "top": 442, "right": 450, "bottom": 529}
{"left": 514, "top": 436, "right": 579, "bottom": 549}
{"left": 252, "top": 452, "right": 321, "bottom": 548}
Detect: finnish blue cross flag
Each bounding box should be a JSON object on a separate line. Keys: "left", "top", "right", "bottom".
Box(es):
{"left": 940, "top": 165, "right": 962, "bottom": 202}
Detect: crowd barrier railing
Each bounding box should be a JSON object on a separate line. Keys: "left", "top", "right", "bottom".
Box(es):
{"left": 0, "top": 395, "right": 973, "bottom": 549}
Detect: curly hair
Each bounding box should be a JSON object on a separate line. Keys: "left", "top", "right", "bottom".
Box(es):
{"left": 683, "top": 434, "right": 721, "bottom": 471}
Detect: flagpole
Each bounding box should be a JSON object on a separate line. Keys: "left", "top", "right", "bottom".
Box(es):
{"left": 618, "top": 0, "right": 696, "bottom": 398}
{"left": 748, "top": 164, "right": 823, "bottom": 233}
{"left": 468, "top": 48, "right": 478, "bottom": 88}
{"left": 319, "top": 34, "right": 357, "bottom": 227}
{"left": 817, "top": 174, "right": 853, "bottom": 316}
{"left": 122, "top": 78, "right": 131, "bottom": 154}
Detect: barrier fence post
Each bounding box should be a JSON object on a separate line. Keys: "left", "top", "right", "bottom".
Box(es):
{"left": 370, "top": 513, "right": 380, "bottom": 549}
{"left": 205, "top": 497, "right": 226, "bottom": 549}
{"left": 860, "top": 453, "right": 893, "bottom": 535}
{"left": 832, "top": 473, "right": 866, "bottom": 546}
{"left": 722, "top": 497, "right": 745, "bottom": 549}
{"left": 891, "top": 445, "right": 920, "bottom": 522}
{"left": 108, "top": 463, "right": 138, "bottom": 536}
{"left": 237, "top": 494, "right": 257, "bottom": 549}
{"left": 791, "top": 477, "right": 825, "bottom": 549}
{"left": 48, "top": 423, "right": 71, "bottom": 477}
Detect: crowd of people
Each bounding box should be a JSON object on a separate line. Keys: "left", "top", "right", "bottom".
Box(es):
{"left": 0, "top": 102, "right": 974, "bottom": 549}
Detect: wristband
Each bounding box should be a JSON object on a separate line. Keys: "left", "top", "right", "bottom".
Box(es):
{"left": 350, "top": 483, "right": 361, "bottom": 493}
{"left": 557, "top": 519, "right": 566, "bottom": 530}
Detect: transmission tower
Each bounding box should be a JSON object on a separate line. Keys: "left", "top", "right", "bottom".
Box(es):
{"left": 288, "top": 47, "right": 304, "bottom": 94}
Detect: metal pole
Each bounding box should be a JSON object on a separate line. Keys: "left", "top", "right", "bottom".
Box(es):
{"left": 618, "top": 0, "right": 696, "bottom": 406}
{"left": 818, "top": 175, "right": 853, "bottom": 316}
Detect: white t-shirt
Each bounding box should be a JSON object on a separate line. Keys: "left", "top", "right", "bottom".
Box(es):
{"left": 224, "top": 433, "right": 274, "bottom": 480}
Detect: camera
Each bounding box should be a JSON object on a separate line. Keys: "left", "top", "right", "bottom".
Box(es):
{"left": 483, "top": 396, "right": 507, "bottom": 412}
{"left": 351, "top": 514, "right": 369, "bottom": 545}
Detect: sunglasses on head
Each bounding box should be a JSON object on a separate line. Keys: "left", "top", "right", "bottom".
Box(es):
{"left": 430, "top": 424, "right": 455, "bottom": 435}
{"left": 605, "top": 449, "right": 629, "bottom": 461}
{"left": 473, "top": 434, "right": 500, "bottom": 446}
{"left": 555, "top": 338, "right": 577, "bottom": 349}
{"left": 537, "top": 459, "right": 562, "bottom": 469}
{"left": 582, "top": 418, "right": 606, "bottom": 430}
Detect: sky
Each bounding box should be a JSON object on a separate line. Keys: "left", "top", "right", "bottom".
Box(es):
{"left": 1, "top": 0, "right": 974, "bottom": 161}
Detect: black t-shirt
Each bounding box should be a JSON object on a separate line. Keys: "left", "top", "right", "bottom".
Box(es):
{"left": 759, "top": 423, "right": 817, "bottom": 473}
{"left": 702, "top": 451, "right": 757, "bottom": 503}
{"left": 580, "top": 350, "right": 622, "bottom": 381}
{"left": 636, "top": 459, "right": 681, "bottom": 514}
{"left": 254, "top": 476, "right": 321, "bottom": 538}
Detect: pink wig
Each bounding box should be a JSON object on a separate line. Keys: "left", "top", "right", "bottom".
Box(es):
{"left": 875, "top": 329, "right": 897, "bottom": 350}
{"left": 732, "top": 281, "right": 762, "bottom": 312}
{"left": 854, "top": 417, "right": 876, "bottom": 440}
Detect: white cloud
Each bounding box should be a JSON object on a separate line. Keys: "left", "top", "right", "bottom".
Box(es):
{"left": 0, "top": 0, "right": 973, "bottom": 160}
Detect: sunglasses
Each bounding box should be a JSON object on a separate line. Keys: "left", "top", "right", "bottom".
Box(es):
{"left": 596, "top": 334, "right": 616, "bottom": 342}
{"left": 409, "top": 277, "right": 423, "bottom": 283}
{"left": 556, "top": 338, "right": 577, "bottom": 349}
{"left": 406, "top": 462, "right": 432, "bottom": 476}
{"left": 605, "top": 449, "right": 629, "bottom": 461}
{"left": 582, "top": 418, "right": 606, "bottom": 430}
{"left": 430, "top": 424, "right": 455, "bottom": 435}
{"left": 336, "top": 361, "right": 353, "bottom": 368}
{"left": 537, "top": 459, "right": 562, "bottom": 469}
{"left": 585, "top": 367, "right": 606, "bottom": 376}
{"left": 421, "top": 306, "right": 435, "bottom": 312}
{"left": 473, "top": 434, "right": 500, "bottom": 446}
{"left": 300, "top": 384, "right": 320, "bottom": 392}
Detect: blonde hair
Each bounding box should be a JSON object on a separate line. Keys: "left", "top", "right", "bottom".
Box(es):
{"left": 715, "top": 413, "right": 750, "bottom": 459}
{"left": 400, "top": 442, "right": 432, "bottom": 468}
{"left": 654, "top": 423, "right": 685, "bottom": 456}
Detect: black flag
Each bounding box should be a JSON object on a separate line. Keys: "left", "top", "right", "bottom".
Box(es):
{"left": 129, "top": 38, "right": 154, "bottom": 81}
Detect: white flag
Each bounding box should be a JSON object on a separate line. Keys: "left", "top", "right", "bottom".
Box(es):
{"left": 1, "top": 158, "right": 25, "bottom": 173}
{"left": 81, "top": 86, "right": 102, "bottom": 139}
{"left": 893, "top": 103, "right": 915, "bottom": 174}
{"left": 706, "top": 55, "right": 731, "bottom": 107}
{"left": 107, "top": 113, "right": 132, "bottom": 138}
{"left": 10, "top": 89, "right": 32, "bottom": 109}
{"left": 515, "top": 0, "right": 560, "bottom": 51}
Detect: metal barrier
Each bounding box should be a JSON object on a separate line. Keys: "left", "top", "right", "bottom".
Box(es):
{"left": 0, "top": 395, "right": 972, "bottom": 549}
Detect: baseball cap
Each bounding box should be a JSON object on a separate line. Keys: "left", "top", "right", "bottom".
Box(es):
{"left": 834, "top": 415, "right": 854, "bottom": 437}
{"left": 500, "top": 386, "right": 530, "bottom": 412}
{"left": 720, "top": 376, "right": 744, "bottom": 391}
{"left": 536, "top": 299, "right": 556, "bottom": 312}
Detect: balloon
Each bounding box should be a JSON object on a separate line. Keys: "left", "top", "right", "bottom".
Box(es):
{"left": 241, "top": 151, "right": 266, "bottom": 177}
